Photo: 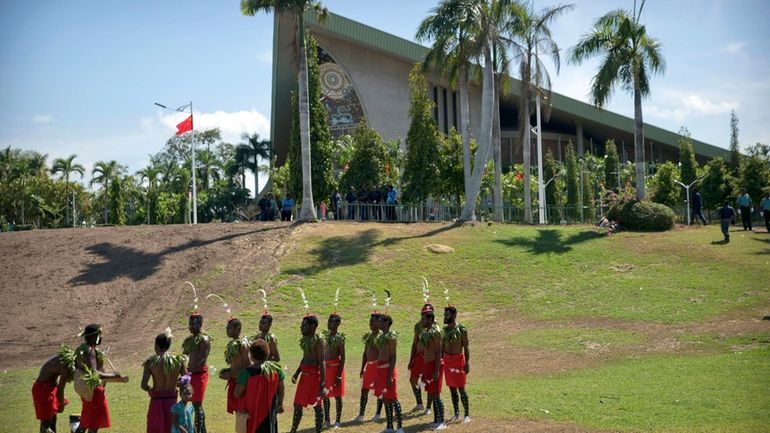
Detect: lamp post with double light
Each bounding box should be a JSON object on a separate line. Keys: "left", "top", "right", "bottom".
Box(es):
{"left": 154, "top": 101, "right": 197, "bottom": 224}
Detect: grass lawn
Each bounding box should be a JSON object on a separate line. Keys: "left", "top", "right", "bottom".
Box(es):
{"left": 2, "top": 223, "right": 768, "bottom": 433}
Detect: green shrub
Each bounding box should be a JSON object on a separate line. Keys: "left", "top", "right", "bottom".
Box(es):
{"left": 13, "top": 224, "right": 35, "bottom": 231}
{"left": 610, "top": 200, "right": 675, "bottom": 231}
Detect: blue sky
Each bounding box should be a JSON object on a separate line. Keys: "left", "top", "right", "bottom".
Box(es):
{"left": 1, "top": 0, "right": 768, "bottom": 194}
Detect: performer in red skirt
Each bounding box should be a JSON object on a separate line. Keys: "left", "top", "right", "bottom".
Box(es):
{"left": 218, "top": 318, "right": 251, "bottom": 414}
{"left": 375, "top": 311, "right": 404, "bottom": 433}
{"left": 418, "top": 306, "right": 446, "bottom": 429}
{"left": 408, "top": 303, "right": 434, "bottom": 412}
{"left": 353, "top": 311, "right": 383, "bottom": 423}
{"left": 182, "top": 312, "right": 211, "bottom": 433}
{"left": 289, "top": 314, "right": 324, "bottom": 433}
{"left": 443, "top": 305, "right": 471, "bottom": 423}
{"left": 322, "top": 311, "right": 346, "bottom": 428}
{"left": 32, "top": 345, "right": 75, "bottom": 433}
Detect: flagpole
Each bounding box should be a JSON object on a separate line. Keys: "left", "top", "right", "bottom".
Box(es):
{"left": 190, "top": 101, "right": 197, "bottom": 225}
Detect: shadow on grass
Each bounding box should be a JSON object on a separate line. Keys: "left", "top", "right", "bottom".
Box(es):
{"left": 69, "top": 225, "right": 286, "bottom": 285}
{"left": 285, "top": 228, "right": 381, "bottom": 276}
{"left": 494, "top": 229, "right": 603, "bottom": 254}
{"left": 378, "top": 221, "right": 462, "bottom": 247}
{"left": 751, "top": 236, "right": 770, "bottom": 255}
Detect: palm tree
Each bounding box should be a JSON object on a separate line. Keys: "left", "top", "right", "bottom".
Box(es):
{"left": 51, "top": 154, "right": 85, "bottom": 227}
{"left": 458, "top": 0, "right": 498, "bottom": 221}
{"left": 137, "top": 164, "right": 162, "bottom": 224}
{"left": 568, "top": 0, "right": 664, "bottom": 200}
{"left": 236, "top": 133, "right": 272, "bottom": 199}
{"left": 241, "top": 0, "right": 327, "bottom": 220}
{"left": 508, "top": 1, "right": 573, "bottom": 223}
{"left": 416, "top": 0, "right": 477, "bottom": 211}
{"left": 91, "top": 160, "right": 124, "bottom": 224}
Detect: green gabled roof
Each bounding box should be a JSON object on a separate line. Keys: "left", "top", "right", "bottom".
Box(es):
{"left": 303, "top": 10, "right": 728, "bottom": 159}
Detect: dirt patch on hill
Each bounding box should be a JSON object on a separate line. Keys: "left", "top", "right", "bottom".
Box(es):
{"left": 0, "top": 222, "right": 296, "bottom": 369}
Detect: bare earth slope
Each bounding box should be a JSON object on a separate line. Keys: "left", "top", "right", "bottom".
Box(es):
{"left": 0, "top": 222, "right": 294, "bottom": 369}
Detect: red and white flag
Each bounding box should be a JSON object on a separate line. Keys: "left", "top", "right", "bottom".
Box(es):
{"left": 175, "top": 115, "right": 193, "bottom": 135}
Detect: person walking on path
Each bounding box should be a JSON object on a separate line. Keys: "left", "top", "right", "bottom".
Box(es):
{"left": 691, "top": 187, "right": 707, "bottom": 225}
{"left": 718, "top": 201, "right": 736, "bottom": 243}
{"left": 760, "top": 192, "right": 770, "bottom": 232}
{"left": 736, "top": 189, "right": 752, "bottom": 230}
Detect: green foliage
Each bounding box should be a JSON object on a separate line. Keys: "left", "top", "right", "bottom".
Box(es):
{"left": 402, "top": 65, "right": 441, "bottom": 204}
{"left": 728, "top": 110, "right": 740, "bottom": 176}
{"left": 109, "top": 176, "right": 127, "bottom": 225}
{"left": 613, "top": 200, "right": 675, "bottom": 231}
{"left": 155, "top": 192, "right": 180, "bottom": 224}
{"left": 582, "top": 165, "right": 596, "bottom": 222}
{"left": 700, "top": 157, "right": 732, "bottom": 210}
{"left": 437, "top": 128, "right": 464, "bottom": 204}
{"left": 565, "top": 141, "right": 579, "bottom": 218}
{"left": 740, "top": 143, "right": 770, "bottom": 204}
{"left": 651, "top": 161, "right": 679, "bottom": 207}
{"left": 603, "top": 139, "right": 620, "bottom": 190}
{"left": 339, "top": 122, "right": 390, "bottom": 192}
{"left": 678, "top": 128, "right": 698, "bottom": 200}
{"left": 287, "top": 35, "right": 334, "bottom": 205}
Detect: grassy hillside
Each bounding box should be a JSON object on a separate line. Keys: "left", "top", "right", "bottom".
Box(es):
{"left": 2, "top": 223, "right": 768, "bottom": 433}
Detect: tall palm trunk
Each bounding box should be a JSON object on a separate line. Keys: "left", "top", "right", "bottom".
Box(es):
{"left": 460, "top": 46, "right": 494, "bottom": 221}
{"left": 520, "top": 65, "right": 533, "bottom": 224}
{"left": 459, "top": 65, "right": 471, "bottom": 211}
{"left": 633, "top": 81, "right": 646, "bottom": 200}
{"left": 64, "top": 174, "right": 70, "bottom": 227}
{"left": 492, "top": 73, "right": 503, "bottom": 222}
{"left": 297, "top": 16, "right": 317, "bottom": 221}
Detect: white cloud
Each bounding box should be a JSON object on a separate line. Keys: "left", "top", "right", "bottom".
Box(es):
{"left": 722, "top": 41, "right": 747, "bottom": 54}
{"left": 158, "top": 109, "right": 270, "bottom": 145}
{"left": 33, "top": 114, "right": 52, "bottom": 124}
{"left": 681, "top": 95, "right": 738, "bottom": 115}
{"left": 646, "top": 94, "right": 738, "bottom": 124}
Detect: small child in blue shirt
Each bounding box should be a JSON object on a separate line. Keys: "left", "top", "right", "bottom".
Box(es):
{"left": 171, "top": 375, "right": 195, "bottom": 433}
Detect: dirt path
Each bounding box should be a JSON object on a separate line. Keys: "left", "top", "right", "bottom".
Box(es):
{"left": 0, "top": 222, "right": 295, "bottom": 369}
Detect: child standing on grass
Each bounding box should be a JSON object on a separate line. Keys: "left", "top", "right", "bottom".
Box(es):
{"left": 171, "top": 376, "right": 195, "bottom": 433}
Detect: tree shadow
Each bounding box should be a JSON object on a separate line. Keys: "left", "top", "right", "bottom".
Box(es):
{"left": 377, "top": 221, "right": 462, "bottom": 247}
{"left": 494, "top": 229, "right": 603, "bottom": 255}
{"left": 69, "top": 225, "right": 286, "bottom": 285}
{"left": 285, "top": 228, "right": 381, "bottom": 276}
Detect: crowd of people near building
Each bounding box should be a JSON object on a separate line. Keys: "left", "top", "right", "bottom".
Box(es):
{"left": 32, "top": 295, "right": 471, "bottom": 433}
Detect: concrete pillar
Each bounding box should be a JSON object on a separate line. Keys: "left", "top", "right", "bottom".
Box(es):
{"left": 576, "top": 122, "right": 584, "bottom": 155}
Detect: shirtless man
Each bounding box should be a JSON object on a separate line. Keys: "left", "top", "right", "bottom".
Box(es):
{"left": 289, "top": 315, "right": 325, "bottom": 433}
{"left": 353, "top": 312, "right": 383, "bottom": 423}
{"left": 32, "top": 345, "right": 75, "bottom": 433}
{"left": 375, "top": 313, "right": 404, "bottom": 433}
{"left": 420, "top": 307, "right": 446, "bottom": 429}
{"left": 74, "top": 324, "right": 128, "bottom": 433}
{"left": 252, "top": 313, "right": 280, "bottom": 362}
{"left": 408, "top": 303, "right": 434, "bottom": 413}
{"left": 322, "top": 313, "right": 346, "bottom": 428}
{"left": 182, "top": 313, "right": 211, "bottom": 433}
{"left": 443, "top": 306, "right": 470, "bottom": 423}
{"left": 141, "top": 332, "right": 187, "bottom": 433}
{"left": 219, "top": 318, "right": 251, "bottom": 415}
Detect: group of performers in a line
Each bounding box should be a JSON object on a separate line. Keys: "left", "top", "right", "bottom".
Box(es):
{"left": 32, "top": 299, "right": 470, "bottom": 433}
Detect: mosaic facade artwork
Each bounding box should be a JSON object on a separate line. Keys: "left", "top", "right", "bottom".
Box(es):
{"left": 318, "top": 46, "right": 365, "bottom": 138}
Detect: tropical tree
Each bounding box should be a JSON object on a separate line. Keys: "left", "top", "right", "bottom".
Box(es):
{"left": 416, "top": 0, "right": 476, "bottom": 213}
{"left": 137, "top": 163, "right": 162, "bottom": 224}
{"left": 651, "top": 161, "right": 678, "bottom": 207}
{"left": 678, "top": 127, "right": 698, "bottom": 200}
{"left": 728, "top": 110, "right": 740, "bottom": 176}
{"left": 565, "top": 141, "right": 578, "bottom": 220}
{"left": 236, "top": 133, "right": 272, "bottom": 199}
{"left": 241, "top": 0, "right": 328, "bottom": 220}
{"left": 603, "top": 139, "right": 620, "bottom": 190}
{"left": 700, "top": 157, "right": 731, "bottom": 210}
{"left": 51, "top": 154, "right": 85, "bottom": 227}
{"left": 339, "top": 122, "right": 390, "bottom": 193}
{"left": 569, "top": 0, "right": 665, "bottom": 200}
{"left": 91, "top": 160, "right": 124, "bottom": 224}
{"left": 509, "top": 1, "right": 573, "bottom": 223}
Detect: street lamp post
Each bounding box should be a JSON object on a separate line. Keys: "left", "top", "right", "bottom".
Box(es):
{"left": 675, "top": 176, "right": 705, "bottom": 225}
{"left": 154, "top": 101, "right": 197, "bottom": 224}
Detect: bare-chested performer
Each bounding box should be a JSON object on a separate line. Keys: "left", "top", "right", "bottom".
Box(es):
{"left": 289, "top": 314, "right": 325, "bottom": 433}
{"left": 252, "top": 313, "right": 280, "bottom": 362}
{"left": 182, "top": 312, "right": 211, "bottom": 433}
{"left": 375, "top": 313, "right": 404, "bottom": 433}
{"left": 219, "top": 318, "right": 251, "bottom": 415}
{"left": 408, "top": 303, "right": 435, "bottom": 413}
{"left": 322, "top": 313, "right": 346, "bottom": 428}
{"left": 419, "top": 307, "right": 446, "bottom": 429}
{"left": 141, "top": 330, "right": 188, "bottom": 433}
{"left": 352, "top": 312, "right": 383, "bottom": 423}
{"left": 74, "top": 324, "right": 128, "bottom": 433}
{"left": 32, "top": 344, "right": 75, "bottom": 433}
{"left": 443, "top": 305, "right": 470, "bottom": 423}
